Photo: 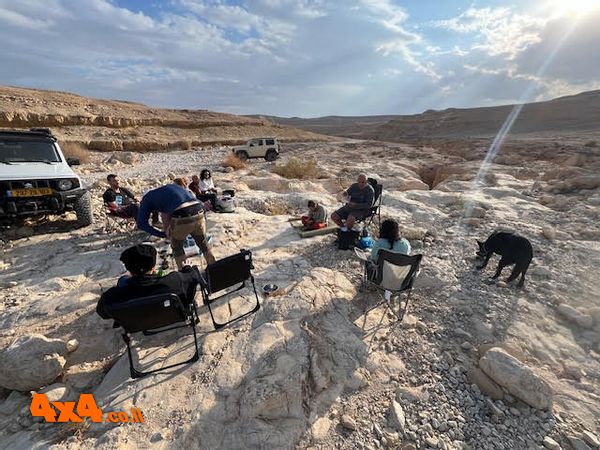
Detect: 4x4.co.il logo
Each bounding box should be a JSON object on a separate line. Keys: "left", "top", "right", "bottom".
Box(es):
{"left": 30, "top": 393, "right": 144, "bottom": 424}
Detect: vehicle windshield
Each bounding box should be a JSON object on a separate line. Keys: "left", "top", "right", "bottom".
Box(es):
{"left": 0, "top": 140, "right": 61, "bottom": 163}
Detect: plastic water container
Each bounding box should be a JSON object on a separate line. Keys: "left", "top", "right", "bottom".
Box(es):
{"left": 183, "top": 235, "right": 200, "bottom": 257}
{"left": 183, "top": 234, "right": 212, "bottom": 257}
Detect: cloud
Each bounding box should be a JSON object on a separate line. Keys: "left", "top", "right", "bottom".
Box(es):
{"left": 0, "top": 0, "right": 597, "bottom": 116}
{"left": 432, "top": 7, "right": 545, "bottom": 59}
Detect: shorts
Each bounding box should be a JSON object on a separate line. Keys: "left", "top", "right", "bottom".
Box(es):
{"left": 333, "top": 205, "right": 369, "bottom": 221}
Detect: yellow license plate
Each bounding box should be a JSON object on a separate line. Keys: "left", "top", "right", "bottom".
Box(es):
{"left": 10, "top": 188, "right": 53, "bottom": 197}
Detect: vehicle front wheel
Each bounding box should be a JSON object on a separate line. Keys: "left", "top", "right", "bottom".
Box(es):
{"left": 265, "top": 150, "right": 278, "bottom": 162}
{"left": 74, "top": 191, "right": 93, "bottom": 227}
{"left": 235, "top": 151, "right": 248, "bottom": 161}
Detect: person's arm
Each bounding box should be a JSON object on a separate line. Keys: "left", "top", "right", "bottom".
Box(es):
{"left": 136, "top": 197, "right": 165, "bottom": 238}
{"left": 313, "top": 206, "right": 326, "bottom": 223}
{"left": 179, "top": 266, "right": 202, "bottom": 303}
{"left": 369, "top": 240, "right": 381, "bottom": 261}
{"left": 96, "top": 291, "right": 112, "bottom": 319}
{"left": 189, "top": 182, "right": 201, "bottom": 197}
{"left": 103, "top": 190, "right": 119, "bottom": 211}
{"left": 123, "top": 188, "right": 138, "bottom": 203}
{"left": 403, "top": 239, "right": 412, "bottom": 255}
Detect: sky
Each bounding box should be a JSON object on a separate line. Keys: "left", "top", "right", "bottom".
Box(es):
{"left": 0, "top": 0, "right": 599, "bottom": 117}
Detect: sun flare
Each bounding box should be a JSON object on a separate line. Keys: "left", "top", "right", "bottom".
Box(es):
{"left": 548, "top": 0, "right": 600, "bottom": 15}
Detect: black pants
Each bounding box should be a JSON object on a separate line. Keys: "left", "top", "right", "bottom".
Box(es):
{"left": 197, "top": 193, "right": 217, "bottom": 209}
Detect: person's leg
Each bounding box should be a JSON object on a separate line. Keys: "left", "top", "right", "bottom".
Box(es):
{"left": 208, "top": 193, "right": 218, "bottom": 209}
{"left": 190, "top": 214, "right": 216, "bottom": 265}
{"left": 119, "top": 204, "right": 138, "bottom": 219}
{"left": 332, "top": 206, "right": 349, "bottom": 227}
{"left": 301, "top": 216, "right": 310, "bottom": 226}
{"left": 309, "top": 222, "right": 326, "bottom": 230}
{"left": 170, "top": 218, "right": 191, "bottom": 270}
{"left": 345, "top": 214, "right": 357, "bottom": 229}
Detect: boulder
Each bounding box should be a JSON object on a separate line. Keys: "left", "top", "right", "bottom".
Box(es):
{"left": 479, "top": 348, "right": 553, "bottom": 410}
{"left": 568, "top": 436, "right": 593, "bottom": 450}
{"left": 388, "top": 401, "right": 406, "bottom": 433}
{"left": 38, "top": 383, "right": 71, "bottom": 403}
{"left": 399, "top": 179, "right": 429, "bottom": 191}
{"left": 556, "top": 304, "right": 594, "bottom": 329}
{"left": 0, "top": 334, "right": 68, "bottom": 391}
{"left": 582, "top": 431, "right": 600, "bottom": 448}
{"left": 467, "top": 368, "right": 504, "bottom": 401}
{"left": 106, "top": 151, "right": 141, "bottom": 165}
{"left": 311, "top": 417, "right": 331, "bottom": 441}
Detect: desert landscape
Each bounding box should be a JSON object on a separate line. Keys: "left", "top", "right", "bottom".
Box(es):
{"left": 0, "top": 86, "right": 599, "bottom": 450}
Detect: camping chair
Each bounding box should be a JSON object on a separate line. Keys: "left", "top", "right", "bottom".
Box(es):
{"left": 359, "top": 249, "right": 422, "bottom": 322}
{"left": 200, "top": 249, "right": 260, "bottom": 330}
{"left": 106, "top": 293, "right": 200, "bottom": 379}
{"left": 104, "top": 204, "right": 136, "bottom": 234}
{"left": 356, "top": 178, "right": 383, "bottom": 229}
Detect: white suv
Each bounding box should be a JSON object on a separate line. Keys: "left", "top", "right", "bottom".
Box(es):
{"left": 232, "top": 137, "right": 280, "bottom": 161}
{"left": 0, "top": 128, "right": 93, "bottom": 227}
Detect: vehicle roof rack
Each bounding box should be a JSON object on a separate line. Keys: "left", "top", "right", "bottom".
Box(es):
{"left": 0, "top": 128, "right": 57, "bottom": 141}
{"left": 29, "top": 128, "right": 53, "bottom": 135}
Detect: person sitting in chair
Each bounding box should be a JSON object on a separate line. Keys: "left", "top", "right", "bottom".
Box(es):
{"left": 103, "top": 174, "right": 139, "bottom": 218}
{"left": 331, "top": 173, "right": 374, "bottom": 230}
{"left": 301, "top": 200, "right": 328, "bottom": 230}
{"left": 189, "top": 171, "right": 217, "bottom": 209}
{"left": 96, "top": 244, "right": 202, "bottom": 319}
{"left": 370, "top": 219, "right": 411, "bottom": 261}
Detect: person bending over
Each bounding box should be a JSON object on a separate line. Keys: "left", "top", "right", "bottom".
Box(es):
{"left": 96, "top": 244, "right": 202, "bottom": 319}
{"left": 301, "top": 200, "right": 328, "bottom": 230}
{"left": 137, "top": 183, "right": 216, "bottom": 269}
{"left": 331, "top": 173, "right": 374, "bottom": 230}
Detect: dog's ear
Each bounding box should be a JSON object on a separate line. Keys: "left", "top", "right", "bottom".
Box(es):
{"left": 476, "top": 239, "right": 483, "bottom": 247}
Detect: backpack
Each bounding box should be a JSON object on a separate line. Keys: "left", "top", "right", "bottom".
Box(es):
{"left": 337, "top": 228, "right": 360, "bottom": 250}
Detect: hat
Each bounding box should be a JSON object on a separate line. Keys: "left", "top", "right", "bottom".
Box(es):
{"left": 120, "top": 244, "right": 157, "bottom": 276}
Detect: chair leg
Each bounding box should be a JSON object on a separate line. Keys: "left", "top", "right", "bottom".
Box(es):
{"left": 122, "top": 315, "right": 201, "bottom": 379}
{"left": 397, "top": 290, "right": 412, "bottom": 322}
{"left": 122, "top": 333, "right": 146, "bottom": 379}
{"left": 203, "top": 277, "right": 261, "bottom": 330}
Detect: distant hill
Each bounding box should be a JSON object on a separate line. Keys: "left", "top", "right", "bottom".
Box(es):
{"left": 246, "top": 115, "right": 400, "bottom": 138}
{"left": 254, "top": 90, "right": 600, "bottom": 141}
{"left": 0, "top": 86, "right": 327, "bottom": 152}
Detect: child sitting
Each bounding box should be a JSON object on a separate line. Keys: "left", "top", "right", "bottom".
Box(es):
{"left": 301, "top": 200, "right": 328, "bottom": 230}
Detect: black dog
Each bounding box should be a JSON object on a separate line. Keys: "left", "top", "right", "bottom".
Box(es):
{"left": 476, "top": 231, "right": 533, "bottom": 288}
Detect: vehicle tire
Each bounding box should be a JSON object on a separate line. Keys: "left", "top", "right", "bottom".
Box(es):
{"left": 265, "top": 150, "right": 278, "bottom": 162}
{"left": 74, "top": 191, "right": 93, "bottom": 227}
{"left": 235, "top": 151, "right": 248, "bottom": 161}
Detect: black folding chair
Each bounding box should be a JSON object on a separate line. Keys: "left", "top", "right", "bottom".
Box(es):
{"left": 357, "top": 177, "right": 383, "bottom": 229}
{"left": 360, "top": 250, "right": 422, "bottom": 322}
{"left": 106, "top": 293, "right": 200, "bottom": 379}
{"left": 104, "top": 205, "right": 136, "bottom": 234}
{"left": 200, "top": 249, "right": 260, "bottom": 330}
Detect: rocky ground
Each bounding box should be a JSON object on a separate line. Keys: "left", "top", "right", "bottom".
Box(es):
{"left": 0, "top": 139, "right": 599, "bottom": 450}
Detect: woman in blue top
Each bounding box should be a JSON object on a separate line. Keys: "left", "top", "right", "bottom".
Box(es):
{"left": 370, "top": 219, "right": 411, "bottom": 261}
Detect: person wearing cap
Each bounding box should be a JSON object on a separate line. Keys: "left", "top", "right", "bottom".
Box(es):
{"left": 96, "top": 244, "right": 202, "bottom": 319}
{"left": 137, "top": 182, "right": 216, "bottom": 269}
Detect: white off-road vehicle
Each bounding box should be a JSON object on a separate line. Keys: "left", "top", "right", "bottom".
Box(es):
{"left": 232, "top": 137, "right": 280, "bottom": 161}
{"left": 0, "top": 128, "right": 93, "bottom": 227}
